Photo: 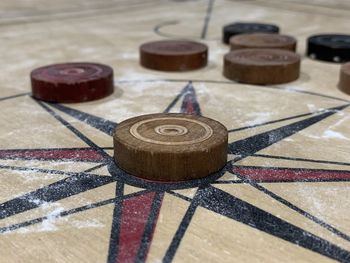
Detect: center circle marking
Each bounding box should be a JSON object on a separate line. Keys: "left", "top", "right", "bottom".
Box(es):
{"left": 154, "top": 124, "right": 188, "bottom": 136}
{"left": 129, "top": 117, "right": 213, "bottom": 145}
{"left": 59, "top": 68, "right": 85, "bottom": 75}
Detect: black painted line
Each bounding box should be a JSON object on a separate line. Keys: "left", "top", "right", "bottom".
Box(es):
{"left": 154, "top": 20, "right": 180, "bottom": 38}
{"left": 0, "top": 198, "right": 116, "bottom": 234}
{"left": 201, "top": 0, "right": 215, "bottom": 39}
{"left": 0, "top": 147, "right": 102, "bottom": 151}
{"left": 233, "top": 165, "right": 350, "bottom": 174}
{"left": 107, "top": 183, "right": 125, "bottom": 263}
{"left": 283, "top": 178, "right": 350, "bottom": 184}
{"left": 48, "top": 103, "right": 117, "bottom": 136}
{"left": 35, "top": 100, "right": 112, "bottom": 161}
{"left": 228, "top": 111, "right": 314, "bottom": 133}
{"left": 211, "top": 180, "right": 244, "bottom": 184}
{"left": 167, "top": 191, "right": 193, "bottom": 202}
{"left": 243, "top": 177, "right": 350, "bottom": 184}
{"left": 0, "top": 163, "right": 105, "bottom": 177}
{"left": 163, "top": 190, "right": 200, "bottom": 263}
{"left": 166, "top": 183, "right": 350, "bottom": 262}
{"left": 163, "top": 81, "right": 191, "bottom": 113}
{"left": 228, "top": 104, "right": 350, "bottom": 157}
{"left": 0, "top": 189, "right": 150, "bottom": 234}
{"left": 0, "top": 156, "right": 103, "bottom": 163}
{"left": 136, "top": 192, "right": 164, "bottom": 262}
{"left": 228, "top": 101, "right": 348, "bottom": 132}
{"left": 0, "top": 92, "right": 29, "bottom": 102}
{"left": 0, "top": 173, "right": 115, "bottom": 220}
{"left": 231, "top": 170, "right": 350, "bottom": 243}
{"left": 283, "top": 89, "right": 350, "bottom": 103}
{"left": 197, "top": 186, "right": 350, "bottom": 262}
{"left": 253, "top": 153, "right": 350, "bottom": 167}
{"left": 84, "top": 163, "right": 108, "bottom": 173}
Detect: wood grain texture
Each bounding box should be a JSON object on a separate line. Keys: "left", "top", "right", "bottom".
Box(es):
{"left": 139, "top": 40, "right": 208, "bottom": 72}
{"left": 113, "top": 113, "right": 228, "bottom": 181}
{"left": 223, "top": 49, "right": 301, "bottom": 85}
{"left": 229, "top": 33, "right": 297, "bottom": 52}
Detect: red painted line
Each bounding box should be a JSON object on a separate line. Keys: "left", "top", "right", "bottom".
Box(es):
{"left": 116, "top": 192, "right": 163, "bottom": 263}
{"left": 0, "top": 149, "right": 105, "bottom": 162}
{"left": 232, "top": 166, "right": 350, "bottom": 182}
{"left": 186, "top": 100, "right": 194, "bottom": 114}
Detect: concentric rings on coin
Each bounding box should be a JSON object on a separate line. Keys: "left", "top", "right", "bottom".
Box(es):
{"left": 113, "top": 113, "right": 228, "bottom": 182}
{"left": 129, "top": 117, "right": 213, "bottom": 145}
{"left": 31, "top": 62, "right": 114, "bottom": 103}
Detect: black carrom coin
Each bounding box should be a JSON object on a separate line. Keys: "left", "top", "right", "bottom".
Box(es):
{"left": 307, "top": 34, "right": 350, "bottom": 63}
{"left": 222, "top": 22, "right": 280, "bottom": 44}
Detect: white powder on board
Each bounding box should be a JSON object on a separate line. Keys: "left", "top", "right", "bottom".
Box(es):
{"left": 71, "top": 218, "right": 103, "bottom": 229}
{"left": 322, "top": 130, "right": 350, "bottom": 140}
{"left": 117, "top": 70, "right": 159, "bottom": 83}
{"left": 4, "top": 196, "right": 104, "bottom": 234}
{"left": 244, "top": 112, "right": 272, "bottom": 126}
{"left": 40, "top": 205, "right": 65, "bottom": 232}
{"left": 121, "top": 52, "right": 138, "bottom": 59}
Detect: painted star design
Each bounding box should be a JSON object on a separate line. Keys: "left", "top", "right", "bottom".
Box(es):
{"left": 0, "top": 81, "right": 350, "bottom": 263}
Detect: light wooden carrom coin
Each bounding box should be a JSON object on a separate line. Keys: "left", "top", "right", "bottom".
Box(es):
{"left": 113, "top": 113, "right": 228, "bottom": 181}
{"left": 223, "top": 48, "right": 301, "bottom": 84}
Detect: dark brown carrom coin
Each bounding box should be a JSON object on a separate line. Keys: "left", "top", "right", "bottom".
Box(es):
{"left": 229, "top": 33, "right": 297, "bottom": 52}
{"left": 113, "top": 113, "right": 228, "bottom": 182}
{"left": 31, "top": 62, "right": 114, "bottom": 103}
{"left": 140, "top": 40, "right": 208, "bottom": 72}
{"left": 223, "top": 49, "right": 301, "bottom": 85}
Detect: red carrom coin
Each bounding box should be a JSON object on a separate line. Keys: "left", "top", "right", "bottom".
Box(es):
{"left": 113, "top": 113, "right": 228, "bottom": 182}
{"left": 339, "top": 62, "right": 350, "bottom": 95}
{"left": 223, "top": 49, "right": 301, "bottom": 85}
{"left": 230, "top": 33, "right": 297, "bottom": 52}
{"left": 140, "top": 40, "right": 208, "bottom": 72}
{"left": 31, "top": 62, "right": 114, "bottom": 103}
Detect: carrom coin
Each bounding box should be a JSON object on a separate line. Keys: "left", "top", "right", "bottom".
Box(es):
{"left": 222, "top": 22, "right": 279, "bottom": 44}
{"left": 31, "top": 62, "right": 114, "bottom": 103}
{"left": 113, "top": 113, "right": 228, "bottom": 181}
{"left": 140, "top": 40, "right": 208, "bottom": 71}
{"left": 223, "top": 48, "right": 301, "bottom": 84}
{"left": 230, "top": 33, "right": 297, "bottom": 52}
{"left": 307, "top": 34, "right": 350, "bottom": 63}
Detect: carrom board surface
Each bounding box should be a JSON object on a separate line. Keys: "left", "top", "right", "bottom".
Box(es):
{"left": 0, "top": 0, "right": 350, "bottom": 262}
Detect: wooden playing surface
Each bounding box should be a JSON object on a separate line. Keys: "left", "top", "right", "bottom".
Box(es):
{"left": 0, "top": 0, "right": 350, "bottom": 262}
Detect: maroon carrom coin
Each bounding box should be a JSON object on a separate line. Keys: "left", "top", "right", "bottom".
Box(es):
{"left": 31, "top": 62, "right": 114, "bottom": 103}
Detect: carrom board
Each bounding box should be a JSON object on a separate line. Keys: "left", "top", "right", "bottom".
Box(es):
{"left": 0, "top": 0, "right": 350, "bottom": 262}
